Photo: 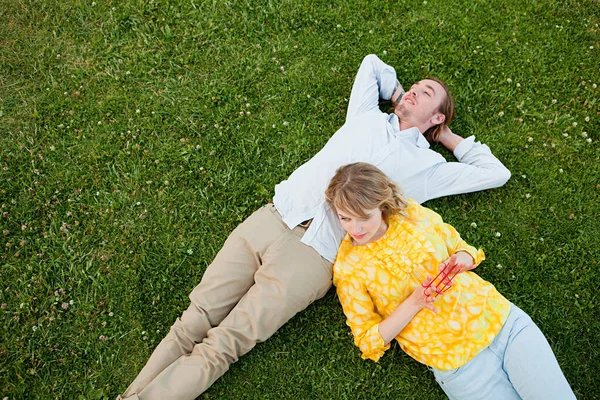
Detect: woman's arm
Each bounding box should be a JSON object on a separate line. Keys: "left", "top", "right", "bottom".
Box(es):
{"left": 378, "top": 276, "right": 440, "bottom": 345}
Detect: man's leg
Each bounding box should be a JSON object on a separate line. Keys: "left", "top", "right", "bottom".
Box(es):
{"left": 125, "top": 207, "right": 332, "bottom": 399}
{"left": 121, "top": 205, "right": 314, "bottom": 398}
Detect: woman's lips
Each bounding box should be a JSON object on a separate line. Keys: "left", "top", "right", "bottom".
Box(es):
{"left": 352, "top": 233, "right": 366, "bottom": 240}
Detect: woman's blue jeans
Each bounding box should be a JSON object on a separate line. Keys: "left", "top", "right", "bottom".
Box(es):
{"left": 431, "top": 304, "right": 576, "bottom": 400}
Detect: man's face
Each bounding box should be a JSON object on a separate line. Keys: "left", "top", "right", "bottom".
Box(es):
{"left": 395, "top": 79, "right": 446, "bottom": 129}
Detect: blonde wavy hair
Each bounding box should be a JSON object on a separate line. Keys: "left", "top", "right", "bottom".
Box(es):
{"left": 325, "top": 162, "right": 409, "bottom": 224}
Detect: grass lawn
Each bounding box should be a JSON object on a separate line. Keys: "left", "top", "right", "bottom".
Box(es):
{"left": 1, "top": 0, "right": 599, "bottom": 398}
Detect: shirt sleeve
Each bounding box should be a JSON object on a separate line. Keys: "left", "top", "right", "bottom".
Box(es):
{"left": 423, "top": 207, "right": 486, "bottom": 266}
{"left": 334, "top": 272, "right": 390, "bottom": 361}
{"left": 420, "top": 136, "right": 512, "bottom": 202}
{"left": 346, "top": 54, "right": 398, "bottom": 122}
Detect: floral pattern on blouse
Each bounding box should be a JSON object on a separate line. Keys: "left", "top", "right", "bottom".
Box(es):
{"left": 333, "top": 200, "right": 511, "bottom": 370}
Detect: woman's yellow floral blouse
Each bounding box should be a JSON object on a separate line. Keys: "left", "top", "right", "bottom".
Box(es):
{"left": 333, "top": 200, "right": 511, "bottom": 370}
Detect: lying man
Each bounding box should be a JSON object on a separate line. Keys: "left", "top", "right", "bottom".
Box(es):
{"left": 119, "top": 54, "right": 511, "bottom": 399}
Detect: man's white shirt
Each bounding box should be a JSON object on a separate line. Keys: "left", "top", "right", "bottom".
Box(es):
{"left": 273, "top": 54, "right": 511, "bottom": 262}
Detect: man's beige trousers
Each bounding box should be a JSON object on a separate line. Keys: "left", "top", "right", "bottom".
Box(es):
{"left": 120, "top": 204, "right": 333, "bottom": 399}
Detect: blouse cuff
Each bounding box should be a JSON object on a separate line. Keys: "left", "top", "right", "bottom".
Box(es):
{"left": 456, "top": 246, "right": 486, "bottom": 266}
{"left": 358, "top": 323, "right": 390, "bottom": 362}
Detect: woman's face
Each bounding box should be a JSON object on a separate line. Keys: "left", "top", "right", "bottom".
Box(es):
{"left": 336, "top": 207, "right": 387, "bottom": 245}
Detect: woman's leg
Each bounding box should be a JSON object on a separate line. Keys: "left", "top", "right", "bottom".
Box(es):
{"left": 496, "top": 305, "right": 576, "bottom": 399}
{"left": 432, "top": 347, "right": 521, "bottom": 400}
{"left": 433, "top": 304, "right": 575, "bottom": 400}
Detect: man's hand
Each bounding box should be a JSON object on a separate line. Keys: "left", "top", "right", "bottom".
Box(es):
{"left": 436, "top": 125, "right": 464, "bottom": 151}
{"left": 391, "top": 80, "right": 405, "bottom": 105}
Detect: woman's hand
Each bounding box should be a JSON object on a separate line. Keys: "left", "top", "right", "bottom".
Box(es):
{"left": 379, "top": 275, "right": 445, "bottom": 344}
{"left": 406, "top": 276, "right": 443, "bottom": 313}
{"left": 437, "top": 251, "right": 476, "bottom": 287}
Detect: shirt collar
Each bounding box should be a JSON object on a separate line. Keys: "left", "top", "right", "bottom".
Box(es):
{"left": 388, "top": 114, "right": 431, "bottom": 149}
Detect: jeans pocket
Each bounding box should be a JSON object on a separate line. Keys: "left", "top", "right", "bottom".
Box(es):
{"left": 433, "top": 365, "right": 462, "bottom": 386}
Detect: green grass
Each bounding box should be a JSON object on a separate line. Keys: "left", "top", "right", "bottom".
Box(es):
{"left": 1, "top": 0, "right": 599, "bottom": 398}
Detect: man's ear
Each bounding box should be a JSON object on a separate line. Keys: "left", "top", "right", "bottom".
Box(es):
{"left": 431, "top": 112, "right": 445, "bottom": 126}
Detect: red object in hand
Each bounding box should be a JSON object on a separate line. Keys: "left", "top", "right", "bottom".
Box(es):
{"left": 422, "top": 262, "right": 460, "bottom": 299}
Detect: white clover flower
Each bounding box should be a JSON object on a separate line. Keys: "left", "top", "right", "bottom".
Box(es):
{"left": 525, "top": 193, "right": 531, "bottom": 199}
{"left": 516, "top": 83, "right": 521, "bottom": 87}
{"left": 496, "top": 264, "right": 503, "bottom": 269}
{"left": 585, "top": 116, "right": 590, "bottom": 122}
{"left": 246, "top": 111, "right": 251, "bottom": 115}
{"left": 471, "top": 222, "right": 477, "bottom": 228}
{"left": 521, "top": 175, "right": 526, "bottom": 178}
{"left": 136, "top": 109, "right": 141, "bottom": 114}
{"left": 552, "top": 99, "right": 557, "bottom": 104}
{"left": 587, "top": 138, "right": 592, "bottom": 143}
{"left": 382, "top": 50, "right": 387, "bottom": 55}
{"left": 572, "top": 122, "right": 578, "bottom": 127}
{"left": 507, "top": 78, "right": 512, "bottom": 83}
{"left": 498, "top": 111, "right": 504, "bottom": 117}
{"left": 593, "top": 84, "right": 597, "bottom": 89}
{"left": 32, "top": 326, "right": 37, "bottom": 331}
{"left": 187, "top": 249, "right": 193, "bottom": 255}
{"left": 495, "top": 232, "right": 502, "bottom": 237}
{"left": 563, "top": 133, "right": 569, "bottom": 137}
{"left": 590, "top": 46, "right": 594, "bottom": 50}
{"left": 109, "top": 312, "right": 114, "bottom": 317}
{"left": 528, "top": 137, "right": 533, "bottom": 142}
{"left": 283, "top": 121, "right": 290, "bottom": 126}
{"left": 559, "top": 169, "right": 564, "bottom": 173}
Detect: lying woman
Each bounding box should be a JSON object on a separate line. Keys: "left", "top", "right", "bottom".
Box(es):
{"left": 325, "top": 162, "right": 575, "bottom": 400}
